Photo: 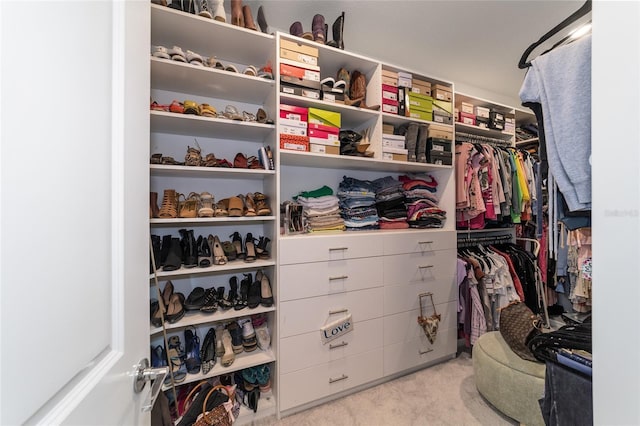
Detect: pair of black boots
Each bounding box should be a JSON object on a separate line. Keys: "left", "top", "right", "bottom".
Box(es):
{"left": 151, "top": 229, "right": 198, "bottom": 273}
{"left": 403, "top": 123, "right": 430, "bottom": 163}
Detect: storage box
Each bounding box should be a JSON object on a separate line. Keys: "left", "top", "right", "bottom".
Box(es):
{"left": 432, "top": 99, "right": 453, "bottom": 114}
{"left": 475, "top": 106, "right": 490, "bottom": 118}
{"left": 459, "top": 111, "right": 476, "bottom": 126}
{"left": 321, "top": 90, "right": 345, "bottom": 103}
{"left": 382, "top": 69, "right": 398, "bottom": 80}
{"left": 279, "top": 124, "right": 307, "bottom": 136}
{"left": 382, "top": 84, "right": 398, "bottom": 101}
{"left": 279, "top": 48, "right": 318, "bottom": 67}
{"left": 432, "top": 86, "right": 452, "bottom": 102}
{"left": 280, "top": 84, "right": 321, "bottom": 100}
{"left": 428, "top": 137, "right": 452, "bottom": 152}
{"left": 398, "top": 71, "right": 412, "bottom": 88}
{"left": 398, "top": 86, "right": 407, "bottom": 116}
{"left": 407, "top": 92, "right": 433, "bottom": 110}
{"left": 382, "top": 103, "right": 399, "bottom": 114}
{"left": 308, "top": 107, "right": 341, "bottom": 128}
{"left": 382, "top": 76, "right": 398, "bottom": 87}
{"left": 489, "top": 111, "right": 505, "bottom": 122}
{"left": 279, "top": 57, "right": 320, "bottom": 72}
{"left": 428, "top": 124, "right": 453, "bottom": 140}
{"left": 428, "top": 150, "right": 452, "bottom": 166}
{"left": 383, "top": 123, "right": 395, "bottom": 134}
{"left": 461, "top": 102, "right": 474, "bottom": 114}
{"left": 280, "top": 74, "right": 321, "bottom": 89}
{"left": 408, "top": 107, "right": 433, "bottom": 121}
{"left": 432, "top": 109, "right": 453, "bottom": 125}
{"left": 279, "top": 117, "right": 308, "bottom": 128}
{"left": 308, "top": 128, "right": 340, "bottom": 145}
{"left": 281, "top": 38, "right": 319, "bottom": 58}
{"left": 488, "top": 118, "right": 505, "bottom": 131}
{"left": 280, "top": 63, "right": 320, "bottom": 82}
{"left": 411, "top": 83, "right": 431, "bottom": 96}
{"left": 382, "top": 146, "right": 409, "bottom": 162}
{"left": 279, "top": 134, "right": 309, "bottom": 151}
{"left": 310, "top": 144, "right": 340, "bottom": 155}
{"left": 382, "top": 134, "right": 405, "bottom": 149}
{"left": 279, "top": 104, "right": 308, "bottom": 121}
{"left": 476, "top": 115, "right": 490, "bottom": 128}
{"left": 308, "top": 122, "right": 339, "bottom": 134}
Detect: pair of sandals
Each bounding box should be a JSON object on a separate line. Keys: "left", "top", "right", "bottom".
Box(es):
{"left": 233, "top": 152, "right": 263, "bottom": 169}
{"left": 152, "top": 45, "right": 204, "bottom": 66}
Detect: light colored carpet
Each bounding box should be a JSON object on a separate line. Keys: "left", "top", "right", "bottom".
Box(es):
{"left": 253, "top": 351, "right": 518, "bottom": 426}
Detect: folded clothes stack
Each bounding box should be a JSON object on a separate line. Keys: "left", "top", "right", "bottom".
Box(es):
{"left": 337, "top": 176, "right": 379, "bottom": 231}
{"left": 294, "top": 185, "right": 345, "bottom": 232}
{"left": 372, "top": 175, "right": 408, "bottom": 229}
{"left": 399, "top": 173, "right": 447, "bottom": 229}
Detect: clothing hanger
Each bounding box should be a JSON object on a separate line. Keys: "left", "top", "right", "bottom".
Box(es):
{"left": 518, "top": 0, "right": 592, "bottom": 69}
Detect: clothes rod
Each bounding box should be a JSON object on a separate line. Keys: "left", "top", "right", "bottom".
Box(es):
{"left": 457, "top": 234, "right": 514, "bottom": 247}
{"left": 455, "top": 132, "right": 512, "bottom": 145}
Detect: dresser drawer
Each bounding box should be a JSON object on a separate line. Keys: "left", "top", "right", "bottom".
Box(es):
{"left": 382, "top": 230, "right": 455, "bottom": 255}
{"left": 279, "top": 233, "right": 383, "bottom": 265}
{"left": 383, "top": 325, "right": 456, "bottom": 376}
{"left": 279, "top": 317, "right": 383, "bottom": 374}
{"left": 280, "top": 257, "right": 383, "bottom": 301}
{"left": 279, "top": 348, "right": 383, "bottom": 411}
{"left": 280, "top": 287, "right": 383, "bottom": 338}
{"left": 383, "top": 301, "right": 457, "bottom": 346}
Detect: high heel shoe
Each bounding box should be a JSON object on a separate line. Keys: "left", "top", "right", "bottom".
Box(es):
{"left": 231, "top": 0, "right": 243, "bottom": 27}
{"left": 223, "top": 277, "right": 239, "bottom": 309}
{"left": 235, "top": 273, "right": 251, "bottom": 310}
{"left": 208, "top": 234, "right": 228, "bottom": 265}
{"left": 197, "top": 235, "right": 213, "bottom": 267}
{"left": 210, "top": 0, "right": 225, "bottom": 22}
{"left": 244, "top": 233, "right": 257, "bottom": 263}
{"left": 260, "top": 271, "right": 274, "bottom": 307}
{"left": 200, "top": 327, "right": 217, "bottom": 374}
{"left": 230, "top": 231, "right": 245, "bottom": 259}
{"left": 179, "top": 229, "right": 198, "bottom": 268}
{"left": 255, "top": 236, "right": 271, "bottom": 259}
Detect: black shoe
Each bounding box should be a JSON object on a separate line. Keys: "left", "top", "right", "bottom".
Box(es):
{"left": 230, "top": 231, "right": 245, "bottom": 259}
{"left": 200, "top": 287, "right": 218, "bottom": 313}
{"left": 184, "top": 287, "right": 206, "bottom": 310}
{"left": 197, "top": 235, "right": 212, "bottom": 267}
{"left": 160, "top": 234, "right": 172, "bottom": 266}
{"left": 151, "top": 235, "right": 162, "bottom": 273}
{"left": 227, "top": 321, "right": 244, "bottom": 354}
{"left": 184, "top": 327, "right": 202, "bottom": 374}
{"left": 256, "top": 236, "right": 271, "bottom": 259}
{"left": 179, "top": 229, "right": 198, "bottom": 268}
{"left": 162, "top": 237, "right": 183, "bottom": 271}
{"left": 247, "top": 271, "right": 262, "bottom": 309}
{"left": 200, "top": 327, "right": 217, "bottom": 375}
{"left": 223, "top": 277, "right": 238, "bottom": 309}
{"left": 234, "top": 273, "right": 251, "bottom": 310}
{"left": 326, "top": 12, "right": 345, "bottom": 50}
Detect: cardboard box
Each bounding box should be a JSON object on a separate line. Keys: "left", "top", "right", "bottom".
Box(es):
{"left": 310, "top": 144, "right": 340, "bottom": 155}
{"left": 279, "top": 57, "right": 320, "bottom": 72}
{"left": 407, "top": 92, "right": 433, "bottom": 111}
{"left": 398, "top": 87, "right": 407, "bottom": 116}
{"left": 428, "top": 137, "right": 452, "bottom": 152}
{"left": 281, "top": 38, "right": 319, "bottom": 58}
{"left": 382, "top": 98, "right": 399, "bottom": 106}
{"left": 398, "top": 77, "right": 412, "bottom": 88}
{"left": 433, "top": 87, "right": 452, "bottom": 102}
{"left": 280, "top": 84, "right": 320, "bottom": 99}
{"left": 460, "top": 102, "right": 474, "bottom": 114}
{"left": 382, "top": 103, "right": 399, "bottom": 114}
{"left": 309, "top": 136, "right": 340, "bottom": 146}
{"left": 279, "top": 134, "right": 309, "bottom": 151}
{"left": 279, "top": 48, "right": 318, "bottom": 67}
{"left": 490, "top": 111, "right": 505, "bottom": 122}
{"left": 382, "top": 85, "right": 398, "bottom": 101}
{"left": 475, "top": 106, "right": 490, "bottom": 118}
{"left": 280, "top": 74, "right": 321, "bottom": 89}
{"left": 382, "top": 69, "right": 398, "bottom": 79}
{"left": 382, "top": 76, "right": 398, "bottom": 87}
{"left": 382, "top": 134, "right": 405, "bottom": 149}
{"left": 489, "top": 118, "right": 505, "bottom": 131}
{"left": 383, "top": 123, "right": 395, "bottom": 134}
{"left": 428, "top": 150, "right": 452, "bottom": 166}
{"left": 382, "top": 150, "right": 408, "bottom": 162}
{"left": 321, "top": 91, "right": 345, "bottom": 104}
{"left": 433, "top": 99, "right": 453, "bottom": 114}
{"left": 308, "top": 107, "right": 341, "bottom": 128}
{"left": 459, "top": 111, "right": 476, "bottom": 126}
{"left": 428, "top": 124, "right": 453, "bottom": 140}
{"left": 280, "top": 63, "right": 320, "bottom": 82}
{"left": 411, "top": 83, "right": 431, "bottom": 96}
{"left": 279, "top": 124, "right": 307, "bottom": 136}
{"left": 432, "top": 109, "right": 453, "bottom": 125}
{"left": 279, "top": 104, "right": 308, "bottom": 121}
{"left": 308, "top": 122, "right": 339, "bottom": 134}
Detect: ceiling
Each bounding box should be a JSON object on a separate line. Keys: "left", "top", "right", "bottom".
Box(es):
{"left": 243, "top": 0, "right": 588, "bottom": 108}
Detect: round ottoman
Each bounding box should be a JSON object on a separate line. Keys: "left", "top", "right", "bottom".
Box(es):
{"left": 473, "top": 331, "right": 546, "bottom": 426}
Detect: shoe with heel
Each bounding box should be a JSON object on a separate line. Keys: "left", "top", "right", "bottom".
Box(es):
{"left": 244, "top": 233, "right": 257, "bottom": 263}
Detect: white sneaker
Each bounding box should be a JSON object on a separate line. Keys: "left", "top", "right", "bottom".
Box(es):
{"left": 255, "top": 324, "right": 271, "bottom": 350}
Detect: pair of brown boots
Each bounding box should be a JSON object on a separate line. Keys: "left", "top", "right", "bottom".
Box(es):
{"left": 231, "top": 0, "right": 267, "bottom": 32}
{"left": 337, "top": 68, "right": 380, "bottom": 111}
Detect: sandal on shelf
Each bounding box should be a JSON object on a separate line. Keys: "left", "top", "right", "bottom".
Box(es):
{"left": 199, "top": 192, "right": 214, "bottom": 217}
{"left": 205, "top": 56, "right": 225, "bottom": 69}
{"left": 244, "top": 193, "right": 257, "bottom": 216}
{"left": 150, "top": 101, "right": 169, "bottom": 112}
{"left": 169, "top": 100, "right": 184, "bottom": 114}
{"left": 227, "top": 196, "right": 244, "bottom": 217}
{"left": 199, "top": 103, "right": 217, "bottom": 117}
{"left": 183, "top": 100, "right": 200, "bottom": 115}
{"left": 203, "top": 153, "right": 217, "bottom": 167}
{"left": 186, "top": 50, "right": 204, "bottom": 66}
{"left": 222, "top": 105, "right": 243, "bottom": 121}
{"left": 179, "top": 193, "right": 199, "bottom": 218}
{"left": 242, "top": 110, "right": 257, "bottom": 122}
{"left": 161, "top": 156, "right": 183, "bottom": 165}
{"left": 256, "top": 108, "right": 267, "bottom": 123}
{"left": 243, "top": 65, "right": 257, "bottom": 76}
{"left": 244, "top": 233, "right": 257, "bottom": 263}
{"left": 215, "top": 158, "right": 233, "bottom": 168}
{"left": 158, "top": 189, "right": 178, "bottom": 218}
{"left": 150, "top": 153, "right": 163, "bottom": 164}
{"left": 253, "top": 192, "right": 272, "bottom": 216}
{"left": 151, "top": 45, "right": 171, "bottom": 60}
{"left": 256, "top": 236, "right": 271, "bottom": 259}
{"left": 247, "top": 156, "right": 263, "bottom": 169}
{"left": 215, "top": 199, "right": 229, "bottom": 217}
{"left": 221, "top": 240, "right": 237, "bottom": 261}
{"left": 225, "top": 64, "right": 239, "bottom": 73}
{"left": 233, "top": 152, "right": 248, "bottom": 168}
{"left": 184, "top": 144, "right": 202, "bottom": 166}
{"left": 230, "top": 231, "right": 245, "bottom": 259}
{"left": 196, "top": 236, "right": 213, "bottom": 267}
{"left": 208, "top": 234, "right": 228, "bottom": 265}
{"left": 168, "top": 45, "right": 187, "bottom": 62}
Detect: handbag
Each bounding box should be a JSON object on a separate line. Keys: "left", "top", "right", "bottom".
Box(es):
{"left": 499, "top": 300, "right": 542, "bottom": 362}
{"left": 194, "top": 385, "right": 235, "bottom": 426}
{"left": 417, "top": 292, "right": 441, "bottom": 344}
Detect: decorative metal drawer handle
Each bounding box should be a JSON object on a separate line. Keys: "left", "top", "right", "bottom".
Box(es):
{"left": 329, "top": 275, "right": 349, "bottom": 281}
{"left": 329, "top": 374, "right": 349, "bottom": 383}
{"left": 329, "top": 341, "right": 348, "bottom": 349}
{"left": 419, "top": 265, "right": 434, "bottom": 269}
{"left": 418, "top": 241, "right": 434, "bottom": 244}
{"left": 329, "top": 247, "right": 348, "bottom": 251}
{"left": 419, "top": 348, "right": 434, "bottom": 355}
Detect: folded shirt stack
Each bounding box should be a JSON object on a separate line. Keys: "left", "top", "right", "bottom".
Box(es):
{"left": 372, "top": 175, "right": 408, "bottom": 229}
{"left": 294, "top": 185, "right": 345, "bottom": 232}
{"left": 337, "top": 176, "right": 379, "bottom": 230}
{"left": 399, "top": 173, "right": 446, "bottom": 228}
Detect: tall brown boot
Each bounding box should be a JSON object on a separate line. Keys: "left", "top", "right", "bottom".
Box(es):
{"left": 349, "top": 70, "right": 380, "bottom": 111}
{"left": 231, "top": 0, "right": 244, "bottom": 27}
{"left": 150, "top": 192, "right": 160, "bottom": 218}
{"left": 243, "top": 5, "right": 257, "bottom": 30}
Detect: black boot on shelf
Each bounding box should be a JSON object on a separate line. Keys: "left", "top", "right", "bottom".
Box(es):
{"left": 326, "top": 12, "right": 345, "bottom": 50}
{"left": 160, "top": 234, "right": 172, "bottom": 266}
{"left": 235, "top": 273, "right": 251, "bottom": 310}
{"left": 224, "top": 277, "right": 239, "bottom": 309}
{"left": 197, "top": 235, "right": 213, "bottom": 268}
{"left": 163, "top": 238, "right": 183, "bottom": 271}
{"left": 230, "top": 231, "right": 245, "bottom": 260}
{"left": 200, "top": 287, "right": 218, "bottom": 313}
{"left": 179, "top": 228, "right": 198, "bottom": 268}
{"left": 256, "top": 236, "right": 271, "bottom": 259}
{"left": 151, "top": 234, "right": 162, "bottom": 273}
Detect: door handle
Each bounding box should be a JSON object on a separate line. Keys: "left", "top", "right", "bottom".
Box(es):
{"left": 133, "top": 358, "right": 169, "bottom": 412}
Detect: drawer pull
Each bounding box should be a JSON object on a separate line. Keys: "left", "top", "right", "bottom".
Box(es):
{"left": 329, "top": 275, "right": 349, "bottom": 281}
{"left": 329, "top": 374, "right": 349, "bottom": 384}
{"left": 329, "top": 341, "right": 348, "bottom": 349}
{"left": 329, "top": 247, "right": 349, "bottom": 251}
{"left": 419, "top": 348, "right": 434, "bottom": 355}
{"left": 329, "top": 308, "right": 348, "bottom": 315}
{"left": 418, "top": 241, "right": 434, "bottom": 244}
{"left": 419, "top": 265, "right": 434, "bottom": 269}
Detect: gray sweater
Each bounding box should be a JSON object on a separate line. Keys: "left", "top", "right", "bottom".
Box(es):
{"left": 519, "top": 35, "right": 591, "bottom": 212}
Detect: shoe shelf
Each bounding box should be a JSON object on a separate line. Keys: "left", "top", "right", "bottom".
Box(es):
{"left": 150, "top": 216, "right": 276, "bottom": 226}
{"left": 279, "top": 150, "right": 452, "bottom": 172}
{"left": 279, "top": 94, "right": 379, "bottom": 129}
{"left": 454, "top": 122, "right": 514, "bottom": 140}
{"left": 150, "top": 110, "right": 275, "bottom": 140}
{"left": 151, "top": 58, "right": 275, "bottom": 104}
{"left": 150, "top": 259, "right": 276, "bottom": 280}
{"left": 151, "top": 4, "right": 274, "bottom": 66}
{"left": 381, "top": 111, "right": 454, "bottom": 129}
{"left": 161, "top": 348, "right": 276, "bottom": 391}
{"left": 150, "top": 164, "right": 275, "bottom": 179}
{"left": 150, "top": 305, "right": 277, "bottom": 336}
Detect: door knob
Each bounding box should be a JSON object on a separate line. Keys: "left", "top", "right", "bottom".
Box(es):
{"left": 132, "top": 358, "right": 168, "bottom": 412}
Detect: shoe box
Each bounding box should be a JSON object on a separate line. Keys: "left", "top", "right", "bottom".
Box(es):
{"left": 279, "top": 104, "right": 310, "bottom": 151}
{"left": 427, "top": 123, "right": 453, "bottom": 141}
{"left": 279, "top": 104, "right": 308, "bottom": 122}
{"left": 310, "top": 144, "right": 340, "bottom": 155}
{"left": 308, "top": 107, "right": 341, "bottom": 128}
{"left": 382, "top": 134, "right": 405, "bottom": 149}
{"left": 428, "top": 137, "right": 452, "bottom": 153}
{"left": 381, "top": 69, "right": 398, "bottom": 87}
{"left": 280, "top": 134, "right": 310, "bottom": 151}
{"left": 428, "top": 150, "right": 452, "bottom": 166}
{"left": 489, "top": 111, "right": 506, "bottom": 130}
{"left": 280, "top": 38, "right": 319, "bottom": 68}
{"left": 382, "top": 146, "right": 408, "bottom": 162}
{"left": 504, "top": 116, "right": 515, "bottom": 133}
{"left": 410, "top": 78, "right": 432, "bottom": 96}
{"left": 432, "top": 109, "right": 452, "bottom": 125}
{"left": 280, "top": 84, "right": 320, "bottom": 100}
{"left": 308, "top": 122, "right": 340, "bottom": 146}
{"left": 397, "top": 71, "right": 412, "bottom": 88}
{"left": 458, "top": 111, "right": 476, "bottom": 125}
{"left": 432, "top": 84, "right": 452, "bottom": 102}
{"left": 279, "top": 117, "right": 308, "bottom": 136}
